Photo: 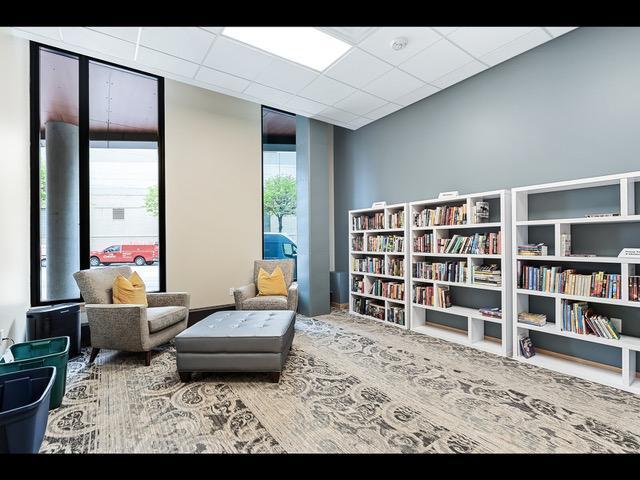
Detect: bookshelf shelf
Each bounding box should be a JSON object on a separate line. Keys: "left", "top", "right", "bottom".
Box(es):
{"left": 512, "top": 171, "right": 640, "bottom": 392}
{"left": 409, "top": 190, "right": 512, "bottom": 357}
{"left": 349, "top": 203, "right": 409, "bottom": 330}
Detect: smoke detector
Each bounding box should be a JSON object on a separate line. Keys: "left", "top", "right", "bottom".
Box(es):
{"left": 391, "top": 37, "right": 408, "bottom": 51}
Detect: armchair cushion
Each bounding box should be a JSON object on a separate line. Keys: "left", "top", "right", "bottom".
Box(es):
{"left": 147, "top": 292, "right": 190, "bottom": 308}
{"left": 242, "top": 295, "right": 288, "bottom": 310}
{"left": 147, "top": 306, "right": 188, "bottom": 333}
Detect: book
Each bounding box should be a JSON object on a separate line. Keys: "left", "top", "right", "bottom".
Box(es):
{"left": 519, "top": 335, "right": 535, "bottom": 358}
{"left": 561, "top": 300, "right": 621, "bottom": 339}
{"left": 413, "top": 204, "right": 467, "bottom": 227}
{"left": 518, "top": 312, "right": 547, "bottom": 326}
{"left": 517, "top": 243, "right": 548, "bottom": 256}
{"left": 479, "top": 307, "right": 502, "bottom": 319}
{"left": 352, "top": 212, "right": 384, "bottom": 230}
{"left": 471, "top": 264, "right": 501, "bottom": 287}
{"left": 412, "top": 261, "right": 467, "bottom": 283}
{"left": 436, "top": 232, "right": 501, "bottom": 255}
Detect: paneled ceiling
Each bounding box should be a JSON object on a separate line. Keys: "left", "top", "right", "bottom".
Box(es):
{"left": 12, "top": 26, "right": 577, "bottom": 130}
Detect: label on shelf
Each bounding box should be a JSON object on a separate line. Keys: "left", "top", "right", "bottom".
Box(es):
{"left": 618, "top": 248, "right": 640, "bottom": 258}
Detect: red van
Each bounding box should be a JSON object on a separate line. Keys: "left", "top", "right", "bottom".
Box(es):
{"left": 90, "top": 244, "right": 159, "bottom": 267}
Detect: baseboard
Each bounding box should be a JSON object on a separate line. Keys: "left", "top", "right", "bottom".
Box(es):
{"left": 188, "top": 304, "right": 235, "bottom": 326}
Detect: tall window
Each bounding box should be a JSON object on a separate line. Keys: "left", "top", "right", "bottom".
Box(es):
{"left": 31, "top": 43, "right": 165, "bottom": 305}
{"left": 262, "top": 107, "right": 297, "bottom": 278}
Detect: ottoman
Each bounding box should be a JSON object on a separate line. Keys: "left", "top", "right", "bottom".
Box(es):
{"left": 175, "top": 310, "right": 295, "bottom": 383}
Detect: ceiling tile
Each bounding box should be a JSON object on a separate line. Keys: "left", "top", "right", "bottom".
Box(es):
{"left": 285, "top": 96, "right": 328, "bottom": 115}
{"left": 358, "top": 27, "right": 441, "bottom": 65}
{"left": 298, "top": 75, "right": 355, "bottom": 105}
{"left": 430, "top": 60, "right": 487, "bottom": 89}
{"left": 399, "top": 39, "right": 472, "bottom": 83}
{"left": 244, "top": 83, "right": 294, "bottom": 106}
{"left": 447, "top": 27, "right": 536, "bottom": 58}
{"left": 61, "top": 27, "right": 135, "bottom": 59}
{"left": 17, "top": 27, "right": 61, "bottom": 41}
{"left": 362, "top": 68, "right": 424, "bottom": 102}
{"left": 432, "top": 27, "right": 460, "bottom": 36}
{"left": 545, "top": 27, "right": 577, "bottom": 37}
{"left": 203, "top": 36, "right": 273, "bottom": 80}
{"left": 140, "top": 27, "right": 215, "bottom": 64}
{"left": 324, "top": 48, "right": 392, "bottom": 88}
{"left": 333, "top": 90, "right": 387, "bottom": 116}
{"left": 136, "top": 46, "right": 199, "bottom": 78}
{"left": 201, "top": 27, "right": 224, "bottom": 35}
{"left": 89, "top": 27, "right": 139, "bottom": 43}
{"left": 394, "top": 83, "right": 440, "bottom": 106}
{"left": 195, "top": 66, "right": 250, "bottom": 92}
{"left": 480, "top": 28, "right": 551, "bottom": 66}
{"left": 319, "top": 27, "right": 378, "bottom": 44}
{"left": 364, "top": 102, "right": 404, "bottom": 120}
{"left": 254, "top": 58, "right": 317, "bottom": 94}
{"left": 315, "top": 106, "right": 358, "bottom": 123}
{"left": 349, "top": 116, "right": 374, "bottom": 129}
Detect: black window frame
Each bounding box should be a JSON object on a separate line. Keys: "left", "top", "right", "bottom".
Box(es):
{"left": 30, "top": 41, "right": 166, "bottom": 306}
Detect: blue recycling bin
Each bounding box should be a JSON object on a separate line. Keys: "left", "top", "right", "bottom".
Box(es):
{"left": 0, "top": 366, "right": 56, "bottom": 453}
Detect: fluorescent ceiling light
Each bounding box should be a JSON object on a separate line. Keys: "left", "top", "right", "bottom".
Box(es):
{"left": 222, "top": 27, "right": 351, "bottom": 71}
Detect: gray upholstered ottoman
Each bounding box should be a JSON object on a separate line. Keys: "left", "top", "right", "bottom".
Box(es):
{"left": 175, "top": 310, "right": 295, "bottom": 383}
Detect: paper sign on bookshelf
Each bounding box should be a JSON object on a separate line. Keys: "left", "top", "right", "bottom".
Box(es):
{"left": 618, "top": 248, "right": 640, "bottom": 258}
{"left": 437, "top": 191, "right": 459, "bottom": 199}
{"left": 371, "top": 201, "right": 386, "bottom": 208}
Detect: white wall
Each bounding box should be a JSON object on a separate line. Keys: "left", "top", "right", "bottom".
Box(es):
{"left": 0, "top": 31, "right": 30, "bottom": 345}
{"left": 164, "top": 80, "right": 262, "bottom": 308}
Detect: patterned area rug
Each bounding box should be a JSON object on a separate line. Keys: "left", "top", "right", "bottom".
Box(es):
{"left": 41, "top": 310, "right": 640, "bottom": 453}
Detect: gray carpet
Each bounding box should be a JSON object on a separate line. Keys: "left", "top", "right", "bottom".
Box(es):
{"left": 41, "top": 310, "right": 640, "bottom": 453}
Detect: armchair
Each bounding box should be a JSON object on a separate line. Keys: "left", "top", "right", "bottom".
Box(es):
{"left": 73, "top": 266, "right": 190, "bottom": 366}
{"left": 233, "top": 260, "right": 298, "bottom": 312}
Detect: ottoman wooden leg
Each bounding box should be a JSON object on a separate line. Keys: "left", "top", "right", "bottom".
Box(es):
{"left": 269, "top": 372, "right": 281, "bottom": 383}
{"left": 179, "top": 371, "right": 191, "bottom": 382}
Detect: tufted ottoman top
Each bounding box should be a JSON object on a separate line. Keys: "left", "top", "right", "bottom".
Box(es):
{"left": 175, "top": 310, "right": 295, "bottom": 354}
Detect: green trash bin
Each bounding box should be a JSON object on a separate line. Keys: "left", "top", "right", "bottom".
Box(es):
{"left": 0, "top": 336, "right": 69, "bottom": 410}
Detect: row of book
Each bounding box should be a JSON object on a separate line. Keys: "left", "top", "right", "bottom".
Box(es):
{"left": 351, "top": 278, "right": 365, "bottom": 294}
{"left": 352, "top": 257, "right": 385, "bottom": 274}
{"left": 517, "top": 263, "right": 622, "bottom": 299}
{"left": 517, "top": 243, "right": 548, "bottom": 256}
{"left": 471, "top": 264, "right": 502, "bottom": 287}
{"left": 387, "top": 306, "right": 405, "bottom": 325}
{"left": 413, "top": 204, "right": 467, "bottom": 227}
{"left": 413, "top": 284, "right": 451, "bottom": 307}
{"left": 561, "top": 300, "right": 620, "bottom": 339}
{"left": 388, "top": 212, "right": 405, "bottom": 229}
{"left": 412, "top": 261, "right": 467, "bottom": 283}
{"left": 413, "top": 233, "right": 434, "bottom": 253}
{"left": 351, "top": 235, "right": 364, "bottom": 251}
{"left": 630, "top": 276, "right": 640, "bottom": 302}
{"left": 388, "top": 258, "right": 404, "bottom": 277}
{"left": 435, "top": 232, "right": 501, "bottom": 255}
{"left": 370, "top": 280, "right": 405, "bottom": 300}
{"left": 352, "top": 213, "right": 384, "bottom": 231}
{"left": 367, "top": 235, "right": 404, "bottom": 253}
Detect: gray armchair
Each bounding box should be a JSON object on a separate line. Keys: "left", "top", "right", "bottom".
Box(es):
{"left": 73, "top": 266, "right": 190, "bottom": 366}
{"left": 233, "top": 260, "right": 298, "bottom": 312}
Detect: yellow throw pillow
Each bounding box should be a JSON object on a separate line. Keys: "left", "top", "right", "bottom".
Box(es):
{"left": 257, "top": 266, "right": 288, "bottom": 296}
{"left": 112, "top": 271, "right": 148, "bottom": 306}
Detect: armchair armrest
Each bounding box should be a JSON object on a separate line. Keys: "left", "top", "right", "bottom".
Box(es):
{"left": 287, "top": 282, "right": 298, "bottom": 312}
{"left": 233, "top": 283, "right": 256, "bottom": 310}
{"left": 84, "top": 304, "right": 149, "bottom": 351}
{"left": 147, "top": 292, "right": 190, "bottom": 308}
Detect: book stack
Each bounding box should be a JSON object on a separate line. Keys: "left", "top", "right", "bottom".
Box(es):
{"left": 351, "top": 278, "right": 365, "bottom": 294}
{"left": 413, "top": 204, "right": 467, "bottom": 227}
{"left": 351, "top": 235, "right": 364, "bottom": 252}
{"left": 387, "top": 258, "right": 404, "bottom": 277}
{"left": 388, "top": 212, "right": 404, "bottom": 229}
{"left": 413, "top": 233, "right": 434, "bottom": 253}
{"left": 387, "top": 306, "right": 405, "bottom": 325}
{"left": 365, "top": 301, "right": 385, "bottom": 320}
{"left": 517, "top": 243, "right": 548, "bottom": 256}
{"left": 472, "top": 264, "right": 501, "bottom": 287}
{"left": 630, "top": 276, "right": 640, "bottom": 302}
{"left": 436, "top": 232, "right": 501, "bottom": 255}
{"left": 479, "top": 307, "right": 502, "bottom": 319}
{"left": 353, "top": 297, "right": 365, "bottom": 314}
{"left": 517, "top": 263, "right": 622, "bottom": 298}
{"left": 412, "top": 261, "right": 467, "bottom": 282}
{"left": 413, "top": 284, "right": 451, "bottom": 307}
{"left": 352, "top": 213, "right": 384, "bottom": 230}
{"left": 352, "top": 257, "right": 385, "bottom": 274}
{"left": 370, "top": 280, "right": 405, "bottom": 300}
{"left": 367, "top": 235, "right": 404, "bottom": 252}
{"left": 517, "top": 312, "right": 547, "bottom": 326}
{"left": 561, "top": 300, "right": 621, "bottom": 339}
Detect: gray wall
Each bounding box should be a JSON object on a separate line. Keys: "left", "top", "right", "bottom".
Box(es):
{"left": 333, "top": 27, "right": 640, "bottom": 369}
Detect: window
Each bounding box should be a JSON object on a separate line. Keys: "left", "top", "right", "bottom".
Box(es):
{"left": 262, "top": 107, "right": 297, "bottom": 279}
{"left": 30, "top": 43, "right": 165, "bottom": 305}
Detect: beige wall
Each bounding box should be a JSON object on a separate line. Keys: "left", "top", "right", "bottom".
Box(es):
{"left": 164, "top": 80, "right": 262, "bottom": 309}
{"left": 0, "top": 31, "right": 30, "bottom": 346}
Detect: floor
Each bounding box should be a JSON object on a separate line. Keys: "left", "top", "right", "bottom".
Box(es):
{"left": 41, "top": 310, "right": 640, "bottom": 453}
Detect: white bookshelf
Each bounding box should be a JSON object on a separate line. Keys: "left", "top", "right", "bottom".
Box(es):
{"left": 409, "top": 190, "right": 512, "bottom": 356}
{"left": 512, "top": 171, "right": 640, "bottom": 394}
{"left": 349, "top": 203, "right": 409, "bottom": 329}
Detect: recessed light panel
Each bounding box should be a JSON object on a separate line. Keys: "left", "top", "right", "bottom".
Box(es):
{"left": 222, "top": 27, "right": 351, "bottom": 71}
